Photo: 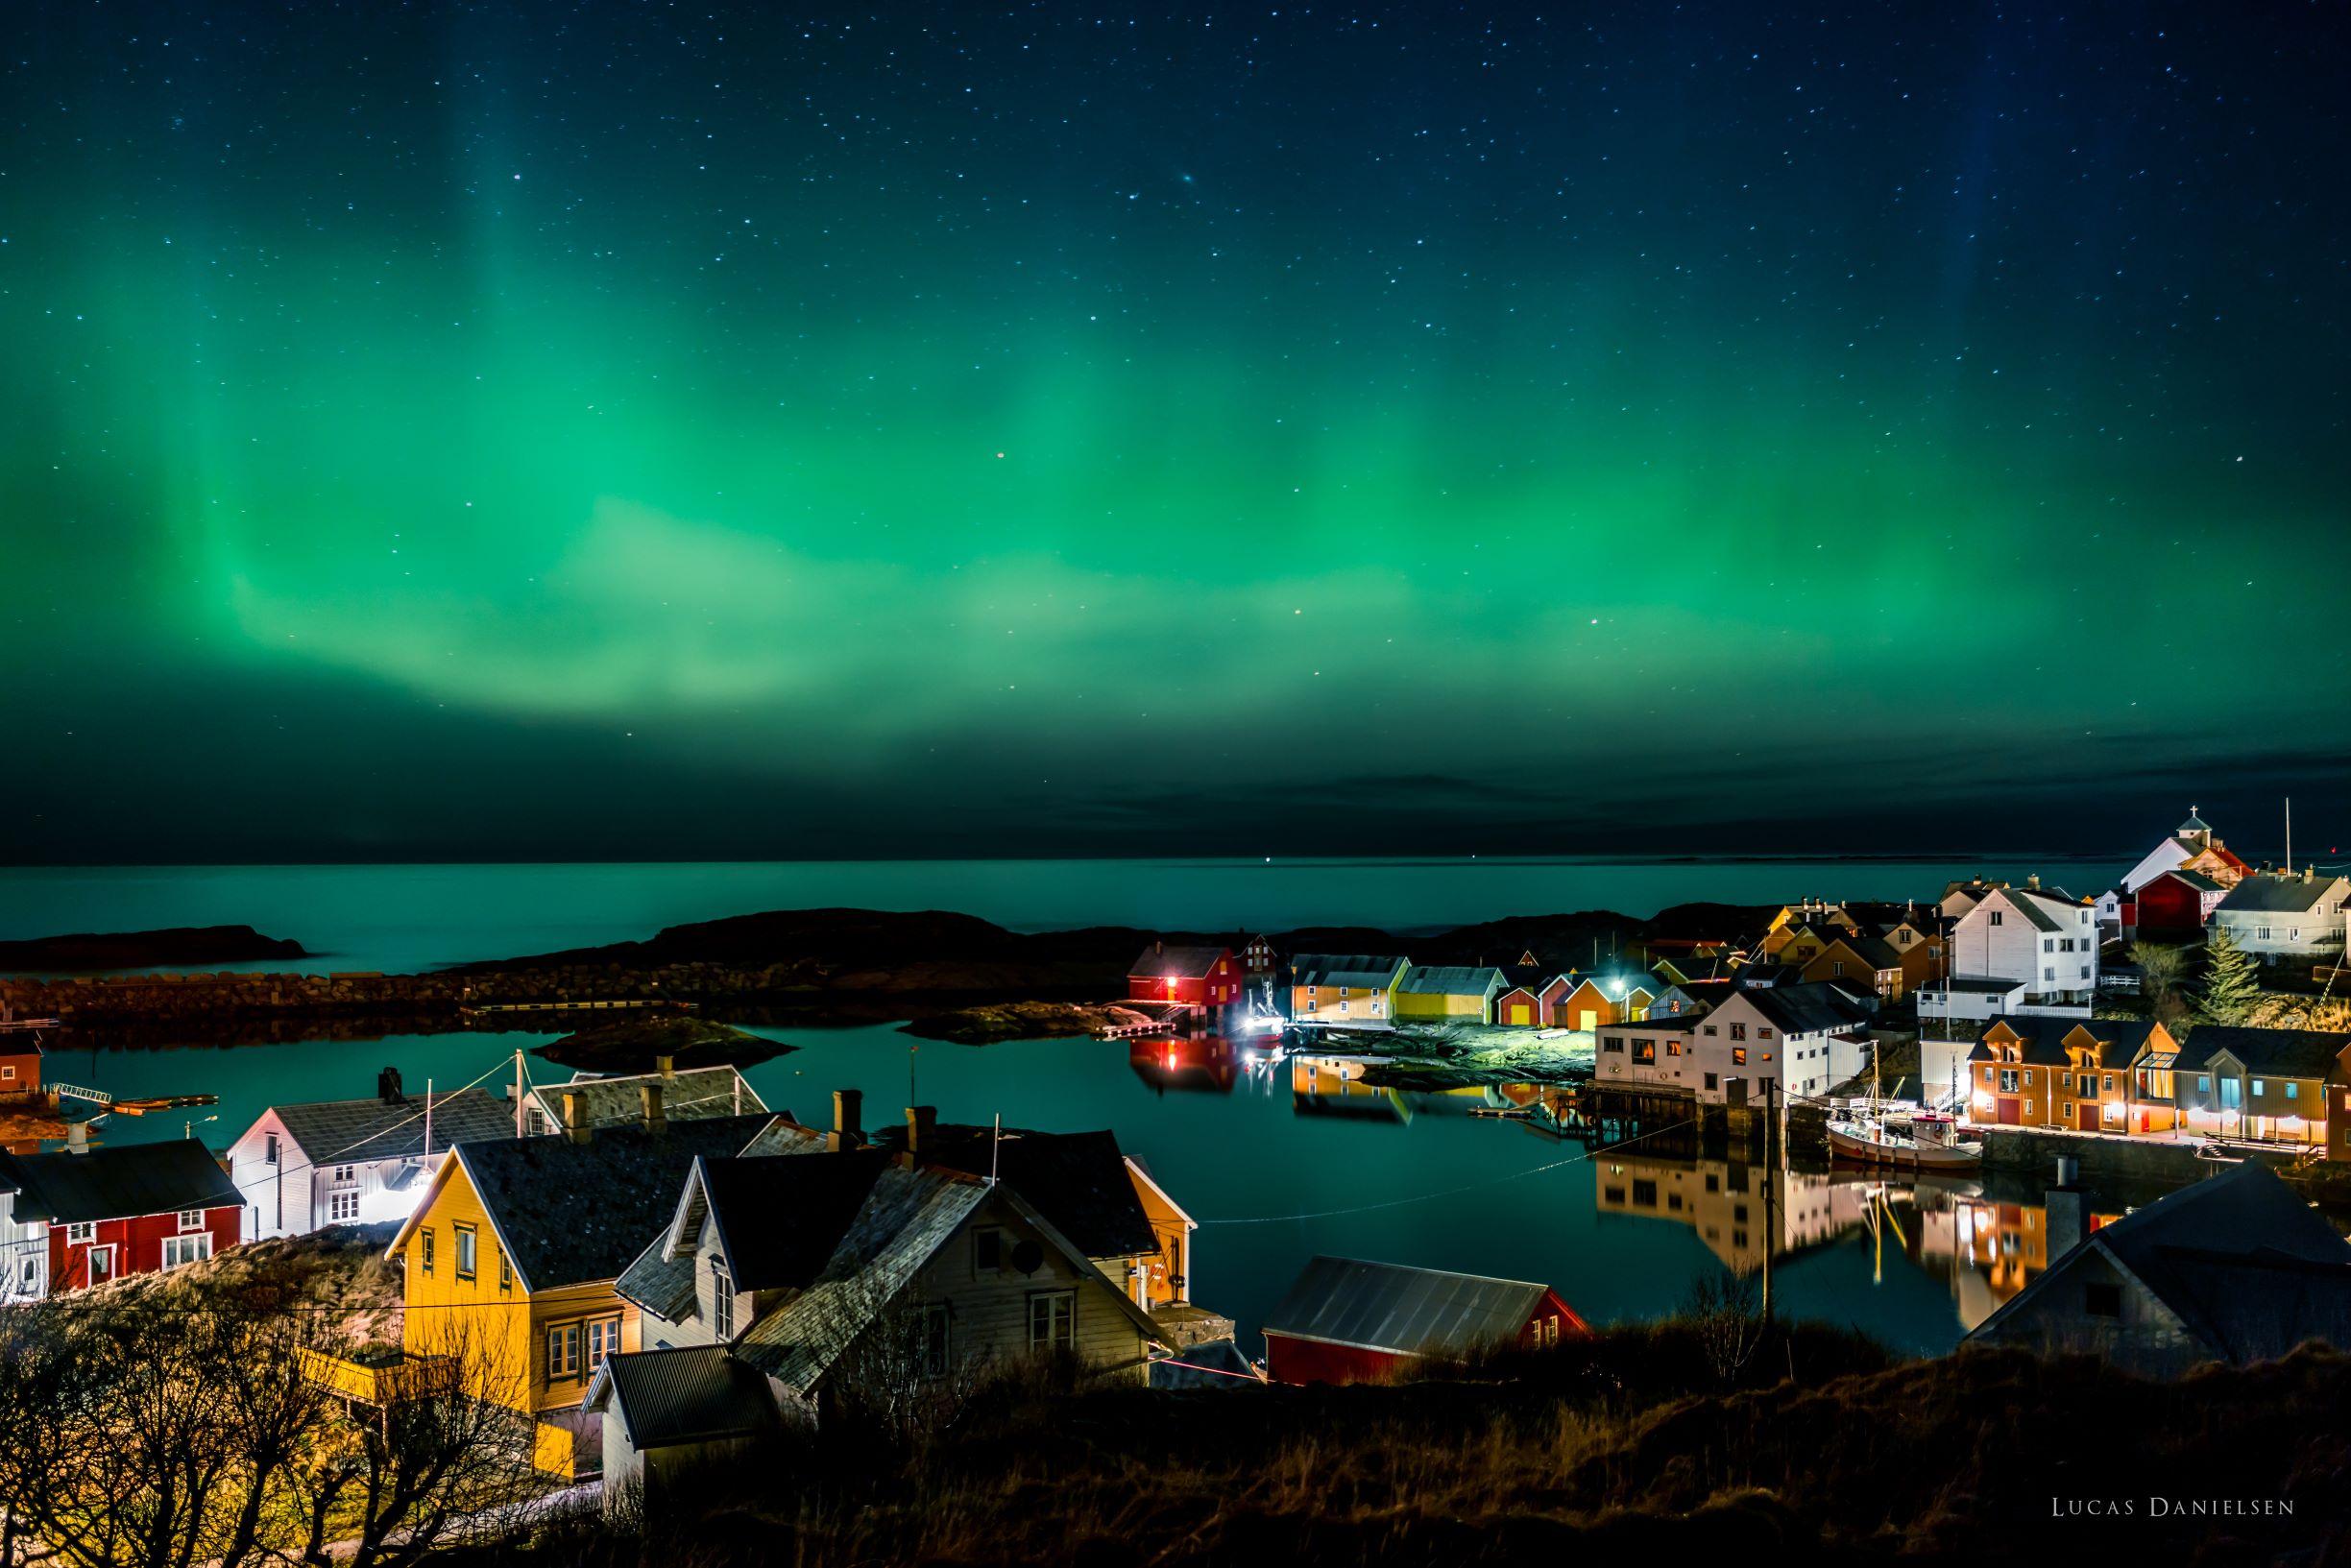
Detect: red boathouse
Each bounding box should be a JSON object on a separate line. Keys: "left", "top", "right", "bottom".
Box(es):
{"left": 1127, "top": 943, "right": 1243, "bottom": 1007}
{"left": 1261, "top": 1255, "right": 1588, "bottom": 1386}
{"left": 0, "top": 1139, "right": 244, "bottom": 1298}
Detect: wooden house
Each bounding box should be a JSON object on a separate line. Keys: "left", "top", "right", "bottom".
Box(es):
{"left": 1797, "top": 933, "right": 1906, "bottom": 1001}
{"left": 0, "top": 1140, "right": 243, "bottom": 1300}
{"left": 1494, "top": 984, "right": 1543, "bottom": 1027}
{"left": 229, "top": 1083, "right": 517, "bottom": 1240}
{"left": 2211, "top": 871, "right": 2351, "bottom": 969}
{"left": 1289, "top": 954, "right": 1410, "bottom": 1026}
{"left": 379, "top": 1098, "right": 781, "bottom": 1479}
{"left": 1241, "top": 934, "right": 1278, "bottom": 975}
{"left": 1965, "top": 1019, "right": 2171, "bottom": 1134}
{"left": 1262, "top": 1255, "right": 1586, "bottom": 1385}
{"left": 1127, "top": 943, "right": 1244, "bottom": 1008}
{"left": 2167, "top": 1025, "right": 2351, "bottom": 1148}
{"left": 0, "top": 1035, "right": 40, "bottom": 1099}
{"left": 2131, "top": 866, "right": 2228, "bottom": 940}
{"left": 1394, "top": 966, "right": 1507, "bottom": 1024}
{"left": 594, "top": 1139, "right": 1164, "bottom": 1513}
{"left": 1965, "top": 1162, "right": 2351, "bottom": 1377}
{"left": 1543, "top": 975, "right": 1627, "bottom": 1032}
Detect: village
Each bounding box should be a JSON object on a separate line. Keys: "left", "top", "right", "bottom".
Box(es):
{"left": 0, "top": 808, "right": 2346, "bottom": 1553}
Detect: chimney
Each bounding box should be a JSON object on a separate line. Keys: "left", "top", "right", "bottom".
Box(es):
{"left": 2027, "top": 874, "right": 2041, "bottom": 891}
{"left": 906, "top": 1104, "right": 937, "bottom": 1154}
{"left": 830, "top": 1089, "right": 863, "bottom": 1152}
{"left": 641, "top": 1081, "right": 667, "bottom": 1133}
{"left": 2046, "top": 1155, "right": 2085, "bottom": 1262}
{"left": 65, "top": 1120, "right": 89, "bottom": 1155}
{"left": 656, "top": 1053, "right": 675, "bottom": 1079}
{"left": 561, "top": 1090, "right": 593, "bottom": 1146}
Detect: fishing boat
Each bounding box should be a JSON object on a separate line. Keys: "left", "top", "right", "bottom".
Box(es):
{"left": 1827, "top": 1106, "right": 1983, "bottom": 1170}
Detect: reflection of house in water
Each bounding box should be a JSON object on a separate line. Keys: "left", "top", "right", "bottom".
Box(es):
{"left": 1127, "top": 1036, "right": 1239, "bottom": 1095}
{"left": 1913, "top": 1190, "right": 2124, "bottom": 1332}
{"left": 1593, "top": 1155, "right": 1873, "bottom": 1274}
{"left": 1290, "top": 1056, "right": 1411, "bottom": 1123}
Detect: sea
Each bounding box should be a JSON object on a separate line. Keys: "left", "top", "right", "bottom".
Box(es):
{"left": 3, "top": 856, "right": 2140, "bottom": 1356}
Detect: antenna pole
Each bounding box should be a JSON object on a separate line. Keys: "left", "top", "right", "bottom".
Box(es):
{"left": 514, "top": 1049, "right": 525, "bottom": 1138}
{"left": 424, "top": 1078, "right": 433, "bottom": 1157}
{"left": 990, "top": 1113, "right": 1002, "bottom": 1186}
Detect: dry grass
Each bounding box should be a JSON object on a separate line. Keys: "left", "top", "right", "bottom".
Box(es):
{"left": 435, "top": 1324, "right": 2351, "bottom": 1566}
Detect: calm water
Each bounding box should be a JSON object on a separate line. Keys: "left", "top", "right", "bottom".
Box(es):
{"left": 0, "top": 856, "right": 2126, "bottom": 975}
{"left": 55, "top": 1023, "right": 2058, "bottom": 1358}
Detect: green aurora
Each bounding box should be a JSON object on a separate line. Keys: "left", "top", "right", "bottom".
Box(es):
{"left": 3, "top": 3, "right": 2345, "bottom": 861}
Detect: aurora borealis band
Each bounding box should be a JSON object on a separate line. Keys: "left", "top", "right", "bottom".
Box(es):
{"left": 3, "top": 3, "right": 2346, "bottom": 863}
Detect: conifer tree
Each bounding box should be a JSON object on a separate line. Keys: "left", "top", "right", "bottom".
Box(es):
{"left": 2197, "top": 924, "right": 2262, "bottom": 1026}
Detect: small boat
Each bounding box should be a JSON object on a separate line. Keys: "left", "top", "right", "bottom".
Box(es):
{"left": 1829, "top": 1107, "right": 1983, "bottom": 1170}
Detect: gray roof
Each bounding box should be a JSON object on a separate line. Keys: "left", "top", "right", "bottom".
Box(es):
{"left": 614, "top": 1121, "right": 831, "bottom": 1318}
{"left": 1263, "top": 1255, "right": 1555, "bottom": 1358}
{"left": 871, "top": 1123, "right": 1162, "bottom": 1259}
{"left": 1128, "top": 945, "right": 1230, "bottom": 980}
{"left": 1973, "top": 1163, "right": 2351, "bottom": 1366}
{"left": 1291, "top": 953, "right": 1409, "bottom": 988}
{"left": 448, "top": 1116, "right": 776, "bottom": 1292}
{"left": 1738, "top": 982, "right": 1872, "bottom": 1037}
{"left": 585, "top": 1345, "right": 776, "bottom": 1449}
{"left": 529, "top": 1067, "right": 764, "bottom": 1130}
{"left": 2216, "top": 874, "right": 2347, "bottom": 916}
{"left": 1395, "top": 965, "right": 1505, "bottom": 997}
{"left": 2175, "top": 1025, "right": 2351, "bottom": 1080}
{"left": 2157, "top": 867, "right": 2227, "bottom": 895}
{"left": 270, "top": 1088, "right": 516, "bottom": 1166}
{"left": 0, "top": 1139, "right": 243, "bottom": 1225}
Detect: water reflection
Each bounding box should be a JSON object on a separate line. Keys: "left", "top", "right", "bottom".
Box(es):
{"left": 1127, "top": 1035, "right": 1241, "bottom": 1094}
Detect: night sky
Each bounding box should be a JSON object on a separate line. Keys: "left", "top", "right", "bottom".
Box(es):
{"left": 4, "top": 3, "right": 2346, "bottom": 863}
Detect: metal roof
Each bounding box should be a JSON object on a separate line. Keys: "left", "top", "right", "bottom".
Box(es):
{"left": 0, "top": 1139, "right": 242, "bottom": 1225}
{"left": 585, "top": 1345, "right": 776, "bottom": 1449}
{"left": 1395, "top": 965, "right": 1505, "bottom": 997}
{"left": 528, "top": 1067, "right": 765, "bottom": 1130}
{"left": 1291, "top": 953, "right": 1409, "bottom": 988}
{"left": 1262, "top": 1255, "right": 1553, "bottom": 1358}
{"left": 1128, "top": 945, "right": 1231, "bottom": 980}
{"left": 2216, "top": 874, "right": 2347, "bottom": 915}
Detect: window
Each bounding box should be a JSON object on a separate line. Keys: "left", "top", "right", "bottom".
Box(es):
{"left": 920, "top": 1302, "right": 952, "bottom": 1377}
{"left": 161, "top": 1233, "right": 212, "bottom": 1270}
{"left": 327, "top": 1190, "right": 361, "bottom": 1222}
{"left": 1732, "top": 1049, "right": 1748, "bottom": 1067}
{"left": 1730, "top": 1023, "right": 1747, "bottom": 1041}
{"left": 499, "top": 1250, "right": 514, "bottom": 1291}
{"left": 1602, "top": 1036, "right": 1622, "bottom": 1053}
{"left": 2060, "top": 1073, "right": 2072, "bottom": 1091}
{"left": 420, "top": 1228, "right": 435, "bottom": 1275}
{"left": 712, "top": 1256, "right": 735, "bottom": 1339}
{"left": 2044, "top": 968, "right": 2056, "bottom": 982}
{"left": 2043, "top": 938, "right": 2054, "bottom": 953}
{"left": 2000, "top": 1070, "right": 2019, "bottom": 1094}
{"left": 265, "top": 1133, "right": 279, "bottom": 1166}
{"left": 1028, "top": 1291, "right": 1076, "bottom": 1351}
{"left": 1704, "top": 1073, "right": 1719, "bottom": 1091}
{"left": 2288, "top": 1082, "right": 2300, "bottom": 1101}
{"left": 1, "top": 1065, "right": 12, "bottom": 1082}
{"left": 2250, "top": 1079, "right": 2266, "bottom": 1097}
{"left": 2084, "top": 1282, "right": 2123, "bottom": 1319}
{"left": 177, "top": 1210, "right": 205, "bottom": 1231}
{"left": 65, "top": 1222, "right": 96, "bottom": 1245}
{"left": 1666, "top": 1041, "right": 1683, "bottom": 1057}
{"left": 585, "top": 1316, "right": 622, "bottom": 1372}
{"left": 2102, "top": 1074, "right": 2115, "bottom": 1095}
{"left": 453, "top": 1223, "right": 477, "bottom": 1282}
{"left": 1757, "top": 1026, "right": 1774, "bottom": 1040}
{"left": 1991, "top": 911, "right": 2004, "bottom": 926}
{"left": 974, "top": 1228, "right": 1003, "bottom": 1272}
{"left": 1830, "top": 961, "right": 1844, "bottom": 976}
{"left": 331, "top": 1165, "right": 355, "bottom": 1185}
{"left": 546, "top": 1322, "right": 581, "bottom": 1381}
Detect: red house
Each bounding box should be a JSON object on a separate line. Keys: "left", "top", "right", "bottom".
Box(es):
{"left": 0, "top": 1035, "right": 39, "bottom": 1098}
{"left": 1262, "top": 1255, "right": 1589, "bottom": 1386}
{"left": 1127, "top": 943, "right": 1242, "bottom": 1007}
{"left": 2135, "top": 867, "right": 2227, "bottom": 941}
{"left": 0, "top": 1139, "right": 243, "bottom": 1298}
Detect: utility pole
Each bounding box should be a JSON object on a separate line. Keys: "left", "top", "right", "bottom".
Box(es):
{"left": 2286, "top": 797, "right": 2293, "bottom": 875}
{"left": 424, "top": 1078, "right": 434, "bottom": 1157}
{"left": 513, "top": 1049, "right": 526, "bottom": 1138}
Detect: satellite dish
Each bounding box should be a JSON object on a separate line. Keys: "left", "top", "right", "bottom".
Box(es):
{"left": 1009, "top": 1239, "right": 1045, "bottom": 1276}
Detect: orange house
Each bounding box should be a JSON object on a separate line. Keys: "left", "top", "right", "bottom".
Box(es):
{"left": 1967, "top": 1019, "right": 2173, "bottom": 1132}
{"left": 1798, "top": 935, "right": 1906, "bottom": 1000}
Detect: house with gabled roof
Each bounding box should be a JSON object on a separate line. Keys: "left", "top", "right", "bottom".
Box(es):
{"left": 1965, "top": 1161, "right": 2351, "bottom": 1376}
{"left": 1394, "top": 965, "right": 1507, "bottom": 1023}
{"left": 1921, "top": 880, "right": 2097, "bottom": 1022}
{"left": 2211, "top": 870, "right": 2351, "bottom": 969}
{"left": 228, "top": 1082, "right": 517, "bottom": 1240}
{"left": 1260, "top": 1255, "right": 1587, "bottom": 1385}
{"left": 1795, "top": 932, "right": 1906, "bottom": 1001}
{"left": 1288, "top": 953, "right": 1409, "bottom": 1026}
{"left": 0, "top": 1139, "right": 244, "bottom": 1300}
{"left": 591, "top": 1133, "right": 1165, "bottom": 1512}
{"left": 376, "top": 1095, "right": 782, "bottom": 1480}
{"left": 1127, "top": 943, "right": 1243, "bottom": 1007}
{"left": 1966, "top": 1018, "right": 2173, "bottom": 1133}
{"left": 2167, "top": 1025, "right": 2351, "bottom": 1149}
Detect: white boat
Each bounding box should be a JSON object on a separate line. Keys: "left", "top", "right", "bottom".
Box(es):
{"left": 1828, "top": 1107, "right": 1982, "bottom": 1170}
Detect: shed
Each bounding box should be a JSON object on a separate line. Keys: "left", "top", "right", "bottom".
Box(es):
{"left": 1261, "top": 1255, "right": 1586, "bottom": 1385}
{"left": 1394, "top": 966, "right": 1506, "bottom": 1024}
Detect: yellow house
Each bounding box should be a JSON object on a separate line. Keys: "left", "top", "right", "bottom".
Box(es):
{"left": 1393, "top": 965, "right": 1506, "bottom": 1023}
{"left": 382, "top": 1103, "right": 780, "bottom": 1478}
{"left": 1289, "top": 954, "right": 1410, "bottom": 1025}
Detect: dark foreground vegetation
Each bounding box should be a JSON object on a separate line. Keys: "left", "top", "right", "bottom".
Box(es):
{"left": 447, "top": 1325, "right": 2350, "bottom": 1568}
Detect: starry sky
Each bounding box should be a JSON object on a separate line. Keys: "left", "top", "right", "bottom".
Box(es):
{"left": 3, "top": 2, "right": 2346, "bottom": 864}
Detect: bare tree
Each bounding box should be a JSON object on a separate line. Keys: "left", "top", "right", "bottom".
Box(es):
{"left": 1683, "top": 1270, "right": 1768, "bottom": 1386}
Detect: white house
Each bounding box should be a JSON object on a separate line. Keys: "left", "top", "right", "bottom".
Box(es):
{"left": 2210, "top": 870, "right": 2350, "bottom": 969}
{"left": 2097, "top": 808, "right": 2253, "bottom": 935}
{"left": 1594, "top": 982, "right": 1871, "bottom": 1104}
{"left": 1919, "top": 880, "right": 2097, "bottom": 1023}
{"left": 229, "top": 1084, "right": 517, "bottom": 1240}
